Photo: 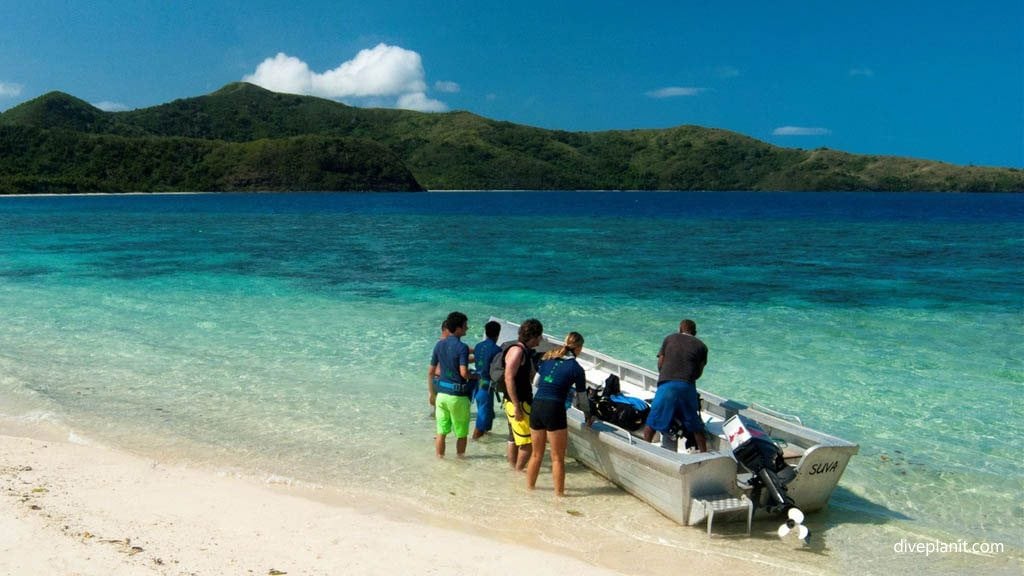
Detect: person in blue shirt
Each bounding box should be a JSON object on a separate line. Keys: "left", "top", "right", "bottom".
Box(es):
{"left": 426, "top": 320, "right": 450, "bottom": 417}
{"left": 471, "top": 320, "right": 503, "bottom": 439}
{"left": 429, "top": 311, "right": 472, "bottom": 458}
{"left": 526, "top": 331, "right": 592, "bottom": 496}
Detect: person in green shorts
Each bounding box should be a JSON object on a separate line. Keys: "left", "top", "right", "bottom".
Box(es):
{"left": 429, "top": 311, "right": 473, "bottom": 458}
{"left": 426, "top": 320, "right": 450, "bottom": 419}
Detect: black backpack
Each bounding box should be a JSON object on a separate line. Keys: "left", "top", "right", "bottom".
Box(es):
{"left": 588, "top": 374, "right": 651, "bottom": 431}
{"left": 488, "top": 341, "right": 526, "bottom": 398}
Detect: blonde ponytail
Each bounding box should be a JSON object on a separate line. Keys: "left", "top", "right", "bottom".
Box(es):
{"left": 542, "top": 331, "right": 584, "bottom": 361}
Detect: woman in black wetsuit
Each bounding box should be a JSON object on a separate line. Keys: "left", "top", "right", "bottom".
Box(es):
{"left": 525, "top": 332, "right": 592, "bottom": 496}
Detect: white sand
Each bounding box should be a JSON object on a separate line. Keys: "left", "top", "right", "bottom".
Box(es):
{"left": 0, "top": 433, "right": 787, "bottom": 575}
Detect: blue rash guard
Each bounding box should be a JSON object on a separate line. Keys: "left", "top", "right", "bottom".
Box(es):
{"left": 430, "top": 335, "right": 470, "bottom": 396}
{"left": 472, "top": 337, "right": 502, "bottom": 433}
{"left": 533, "top": 354, "right": 587, "bottom": 403}
{"left": 473, "top": 338, "right": 501, "bottom": 386}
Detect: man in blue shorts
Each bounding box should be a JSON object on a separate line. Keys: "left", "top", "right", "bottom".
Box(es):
{"left": 429, "top": 311, "right": 472, "bottom": 458}
{"left": 643, "top": 319, "right": 709, "bottom": 452}
{"left": 471, "top": 320, "right": 503, "bottom": 439}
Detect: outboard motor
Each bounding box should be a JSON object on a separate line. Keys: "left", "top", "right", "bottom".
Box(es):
{"left": 724, "top": 415, "right": 809, "bottom": 542}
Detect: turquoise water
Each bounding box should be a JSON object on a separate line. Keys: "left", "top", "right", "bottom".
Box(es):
{"left": 0, "top": 191, "right": 1021, "bottom": 574}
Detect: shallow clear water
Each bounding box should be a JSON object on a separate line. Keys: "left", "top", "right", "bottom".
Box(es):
{"left": 0, "top": 191, "right": 1021, "bottom": 574}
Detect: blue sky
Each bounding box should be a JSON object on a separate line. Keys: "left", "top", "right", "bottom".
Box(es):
{"left": 1, "top": 1, "right": 1021, "bottom": 167}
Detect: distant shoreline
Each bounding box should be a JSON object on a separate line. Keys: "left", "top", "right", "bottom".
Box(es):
{"left": 2, "top": 188, "right": 1021, "bottom": 198}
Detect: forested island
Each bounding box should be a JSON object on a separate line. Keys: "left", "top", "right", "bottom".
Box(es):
{"left": 1, "top": 82, "right": 1021, "bottom": 194}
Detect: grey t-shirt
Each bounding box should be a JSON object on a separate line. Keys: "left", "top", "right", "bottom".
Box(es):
{"left": 657, "top": 332, "right": 708, "bottom": 384}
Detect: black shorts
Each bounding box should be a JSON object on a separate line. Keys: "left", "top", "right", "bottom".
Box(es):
{"left": 530, "top": 398, "right": 568, "bottom": 431}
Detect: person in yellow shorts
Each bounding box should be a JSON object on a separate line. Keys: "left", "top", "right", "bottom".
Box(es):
{"left": 503, "top": 396, "right": 532, "bottom": 448}
{"left": 502, "top": 318, "right": 544, "bottom": 471}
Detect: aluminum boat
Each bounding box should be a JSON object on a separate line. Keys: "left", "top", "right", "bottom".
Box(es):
{"left": 491, "top": 317, "right": 859, "bottom": 527}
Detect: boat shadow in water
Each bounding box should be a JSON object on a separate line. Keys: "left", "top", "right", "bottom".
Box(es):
{"left": 711, "top": 487, "right": 913, "bottom": 557}
{"left": 783, "top": 486, "right": 912, "bottom": 556}
{"left": 563, "top": 483, "right": 639, "bottom": 498}
{"left": 823, "top": 485, "right": 913, "bottom": 523}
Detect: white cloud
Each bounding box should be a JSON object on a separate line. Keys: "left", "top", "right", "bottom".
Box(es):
{"left": 849, "top": 67, "right": 874, "bottom": 77}
{"left": 434, "top": 80, "right": 460, "bottom": 93}
{"left": 0, "top": 82, "right": 23, "bottom": 97}
{"left": 246, "top": 53, "right": 314, "bottom": 94}
{"left": 396, "top": 92, "right": 448, "bottom": 112}
{"left": 645, "top": 86, "right": 704, "bottom": 98}
{"left": 243, "top": 44, "right": 449, "bottom": 112}
{"left": 93, "top": 101, "right": 130, "bottom": 112}
{"left": 315, "top": 44, "right": 426, "bottom": 97}
{"left": 773, "top": 126, "right": 831, "bottom": 136}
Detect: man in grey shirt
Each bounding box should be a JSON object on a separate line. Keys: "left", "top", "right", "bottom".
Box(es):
{"left": 643, "top": 319, "right": 708, "bottom": 452}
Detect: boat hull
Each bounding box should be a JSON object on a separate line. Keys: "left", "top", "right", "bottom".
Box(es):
{"left": 490, "top": 317, "right": 859, "bottom": 527}
{"left": 566, "top": 411, "right": 740, "bottom": 525}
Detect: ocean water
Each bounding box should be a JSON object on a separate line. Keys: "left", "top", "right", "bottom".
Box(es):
{"left": 0, "top": 191, "right": 1020, "bottom": 575}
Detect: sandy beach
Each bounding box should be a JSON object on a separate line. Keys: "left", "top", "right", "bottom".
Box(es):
{"left": 0, "top": 432, "right": 783, "bottom": 576}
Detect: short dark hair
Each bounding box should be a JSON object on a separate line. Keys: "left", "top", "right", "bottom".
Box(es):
{"left": 445, "top": 311, "right": 468, "bottom": 332}
{"left": 484, "top": 320, "right": 501, "bottom": 339}
{"left": 518, "top": 318, "right": 544, "bottom": 343}
{"left": 680, "top": 319, "right": 697, "bottom": 335}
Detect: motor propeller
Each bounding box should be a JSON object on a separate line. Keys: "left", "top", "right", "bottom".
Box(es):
{"left": 777, "top": 507, "right": 810, "bottom": 542}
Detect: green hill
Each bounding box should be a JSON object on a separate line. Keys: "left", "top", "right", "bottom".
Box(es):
{"left": 1, "top": 82, "right": 1021, "bottom": 193}
{"left": 0, "top": 92, "right": 118, "bottom": 134}
{"left": 0, "top": 125, "right": 421, "bottom": 194}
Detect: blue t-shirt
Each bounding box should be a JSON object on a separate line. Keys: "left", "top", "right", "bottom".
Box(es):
{"left": 533, "top": 355, "right": 586, "bottom": 403}
{"left": 431, "top": 335, "right": 469, "bottom": 386}
{"left": 473, "top": 338, "right": 501, "bottom": 383}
